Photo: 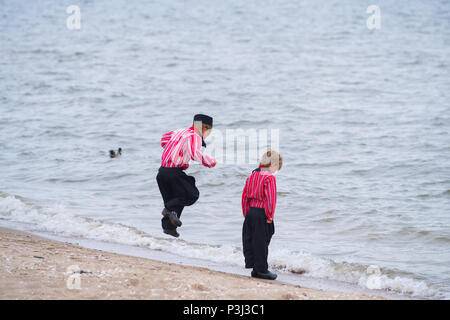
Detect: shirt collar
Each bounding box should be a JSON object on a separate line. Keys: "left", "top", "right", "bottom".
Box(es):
{"left": 253, "top": 166, "right": 272, "bottom": 175}
{"left": 190, "top": 125, "right": 200, "bottom": 135}
{"left": 190, "top": 126, "right": 206, "bottom": 147}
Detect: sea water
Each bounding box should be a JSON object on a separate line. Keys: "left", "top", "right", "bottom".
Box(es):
{"left": 1, "top": 0, "right": 449, "bottom": 299}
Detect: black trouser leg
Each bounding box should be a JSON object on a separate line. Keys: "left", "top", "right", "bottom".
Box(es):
{"left": 242, "top": 207, "right": 275, "bottom": 273}
{"left": 156, "top": 167, "right": 199, "bottom": 230}
{"left": 242, "top": 214, "right": 254, "bottom": 269}
{"left": 251, "top": 211, "right": 269, "bottom": 273}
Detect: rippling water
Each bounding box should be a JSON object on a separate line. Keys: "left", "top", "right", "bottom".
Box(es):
{"left": 1, "top": 0, "right": 449, "bottom": 299}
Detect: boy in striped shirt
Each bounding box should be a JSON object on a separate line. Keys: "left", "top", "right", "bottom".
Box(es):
{"left": 157, "top": 114, "right": 217, "bottom": 238}
{"left": 242, "top": 150, "right": 282, "bottom": 280}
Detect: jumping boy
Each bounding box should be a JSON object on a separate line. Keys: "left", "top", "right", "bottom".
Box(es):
{"left": 242, "top": 149, "right": 282, "bottom": 280}
{"left": 157, "top": 114, "right": 217, "bottom": 238}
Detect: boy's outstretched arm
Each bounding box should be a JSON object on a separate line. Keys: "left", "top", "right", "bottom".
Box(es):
{"left": 189, "top": 133, "right": 217, "bottom": 168}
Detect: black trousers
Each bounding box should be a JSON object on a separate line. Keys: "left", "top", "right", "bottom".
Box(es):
{"left": 242, "top": 207, "right": 275, "bottom": 273}
{"left": 156, "top": 166, "right": 200, "bottom": 230}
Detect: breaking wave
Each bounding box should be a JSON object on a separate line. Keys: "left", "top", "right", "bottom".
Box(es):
{"left": 0, "top": 193, "right": 445, "bottom": 299}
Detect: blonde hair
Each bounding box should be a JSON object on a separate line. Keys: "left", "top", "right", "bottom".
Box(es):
{"left": 260, "top": 149, "right": 282, "bottom": 170}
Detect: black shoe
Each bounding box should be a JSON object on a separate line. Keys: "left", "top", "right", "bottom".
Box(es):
{"left": 163, "top": 229, "right": 180, "bottom": 238}
{"left": 251, "top": 270, "right": 277, "bottom": 280}
{"left": 162, "top": 208, "right": 182, "bottom": 227}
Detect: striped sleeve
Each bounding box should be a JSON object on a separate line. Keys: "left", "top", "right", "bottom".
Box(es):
{"left": 241, "top": 177, "right": 250, "bottom": 217}
{"left": 263, "top": 175, "right": 277, "bottom": 222}
{"left": 189, "top": 133, "right": 217, "bottom": 168}
{"left": 161, "top": 131, "right": 174, "bottom": 148}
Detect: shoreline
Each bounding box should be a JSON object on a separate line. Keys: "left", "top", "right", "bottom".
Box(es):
{"left": 0, "top": 227, "right": 387, "bottom": 300}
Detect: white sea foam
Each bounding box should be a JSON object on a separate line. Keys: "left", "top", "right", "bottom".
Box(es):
{"left": 0, "top": 195, "right": 443, "bottom": 299}
{"left": 269, "top": 248, "right": 439, "bottom": 298}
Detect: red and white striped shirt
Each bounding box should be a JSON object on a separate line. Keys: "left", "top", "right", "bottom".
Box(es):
{"left": 241, "top": 167, "right": 277, "bottom": 222}
{"left": 161, "top": 126, "right": 216, "bottom": 170}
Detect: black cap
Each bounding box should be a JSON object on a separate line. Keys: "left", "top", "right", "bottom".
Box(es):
{"left": 193, "top": 114, "right": 213, "bottom": 127}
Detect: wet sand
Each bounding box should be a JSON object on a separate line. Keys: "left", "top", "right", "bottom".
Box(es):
{"left": 0, "top": 227, "right": 386, "bottom": 300}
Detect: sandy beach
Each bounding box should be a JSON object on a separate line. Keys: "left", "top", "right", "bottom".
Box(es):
{"left": 0, "top": 227, "right": 386, "bottom": 300}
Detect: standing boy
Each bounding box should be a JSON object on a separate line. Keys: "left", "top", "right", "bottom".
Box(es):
{"left": 242, "top": 150, "right": 282, "bottom": 280}
{"left": 157, "top": 114, "right": 217, "bottom": 238}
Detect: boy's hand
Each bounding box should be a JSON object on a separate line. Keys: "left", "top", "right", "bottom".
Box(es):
{"left": 266, "top": 219, "right": 272, "bottom": 224}
{"left": 211, "top": 158, "right": 217, "bottom": 167}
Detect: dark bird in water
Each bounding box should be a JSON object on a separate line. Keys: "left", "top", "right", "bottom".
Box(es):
{"left": 109, "top": 147, "right": 122, "bottom": 158}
